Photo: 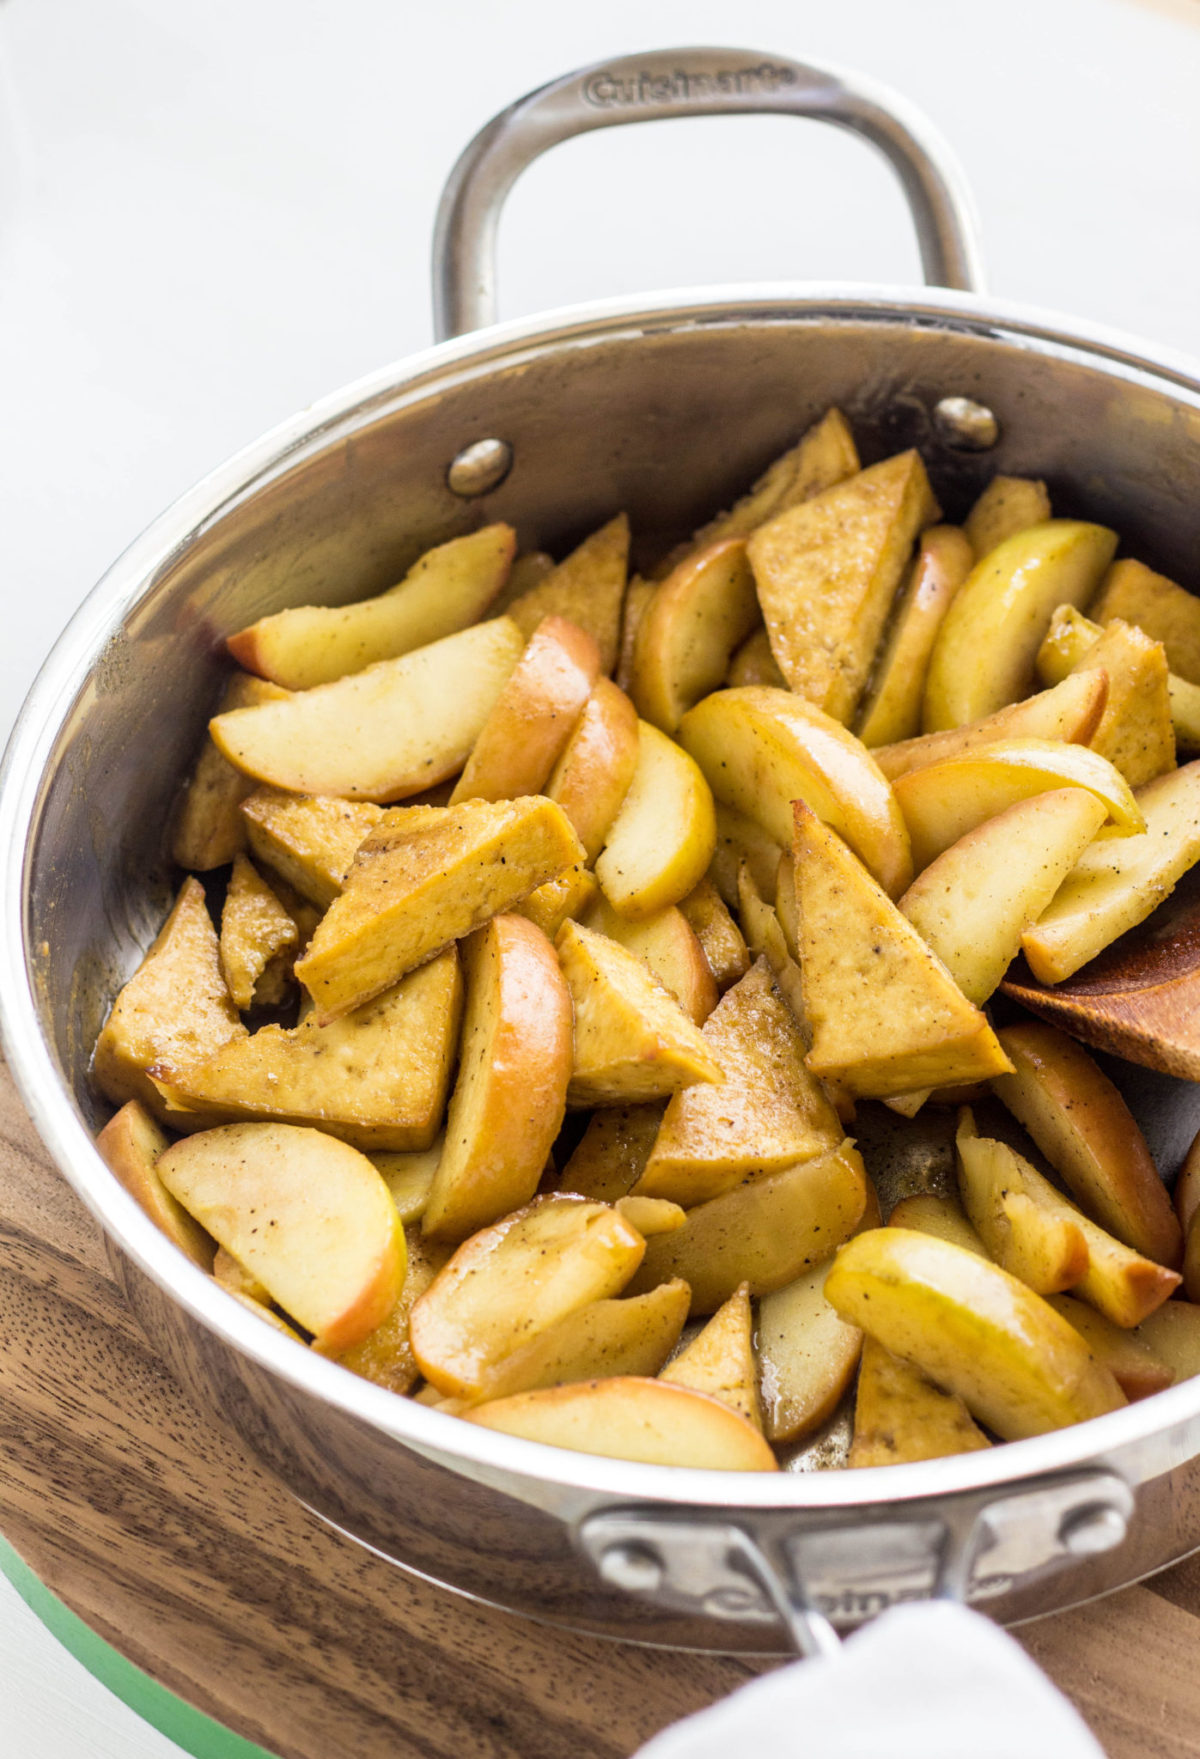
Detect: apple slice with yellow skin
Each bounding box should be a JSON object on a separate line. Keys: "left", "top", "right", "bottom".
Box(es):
{"left": 582, "top": 893, "right": 716, "bottom": 1026}
{"left": 634, "top": 959, "right": 841, "bottom": 1207}
{"left": 895, "top": 738, "right": 1141, "bottom": 872}
{"left": 157, "top": 1122, "right": 405, "bottom": 1354}
{"left": 898, "top": 789, "right": 1109, "bottom": 1007}
{"left": 504, "top": 514, "right": 629, "bottom": 674}
{"left": 410, "top": 1195, "right": 645, "bottom": 1398}
{"left": 172, "top": 673, "right": 291, "bottom": 871}
{"left": 679, "top": 686, "right": 913, "bottom": 898}
{"left": 151, "top": 948, "right": 462, "bottom": 1153}
{"left": 516, "top": 863, "right": 598, "bottom": 941}
{"left": 747, "top": 450, "right": 940, "bottom": 724}
{"left": 726, "top": 626, "right": 785, "bottom": 688}
{"left": 1021, "top": 760, "right": 1200, "bottom": 984}
{"left": 211, "top": 616, "right": 525, "bottom": 801}
{"left": 1133, "top": 1301, "right": 1200, "bottom": 1381}
{"left": 757, "top": 1259, "right": 862, "bottom": 1443}
{"left": 993, "top": 1021, "right": 1182, "bottom": 1267}
{"left": 631, "top": 538, "right": 759, "bottom": 732}
{"left": 593, "top": 721, "right": 716, "bottom": 919}
{"left": 555, "top": 920, "right": 722, "bottom": 1106}
{"left": 93, "top": 877, "right": 246, "bottom": 1119}
{"left": 848, "top": 1335, "right": 990, "bottom": 1467}
{"left": 1045, "top": 1294, "right": 1172, "bottom": 1400}
{"left": 792, "top": 802, "right": 1013, "bottom": 1099}
{"left": 629, "top": 1140, "right": 867, "bottom": 1315}
{"left": 226, "top": 525, "right": 516, "bottom": 689}
{"left": 334, "top": 1227, "right": 449, "bottom": 1393}
{"left": 963, "top": 476, "right": 1051, "bottom": 559}
{"left": 875, "top": 669, "right": 1108, "bottom": 783}
{"left": 692, "top": 408, "right": 860, "bottom": 550}
{"left": 475, "top": 1280, "right": 691, "bottom": 1403}
{"left": 615, "top": 577, "right": 656, "bottom": 695}
{"left": 95, "top": 1100, "right": 215, "bottom": 1269}
{"left": 544, "top": 678, "right": 639, "bottom": 861}
{"left": 615, "top": 1195, "right": 685, "bottom": 1236}
{"left": 1093, "top": 557, "right": 1200, "bottom": 684}
{"left": 826, "top": 1228, "right": 1126, "bottom": 1439}
{"left": 370, "top": 1137, "right": 443, "bottom": 1224}
{"left": 887, "top": 1191, "right": 987, "bottom": 1258}
{"left": 856, "top": 526, "right": 975, "bottom": 749}
{"left": 463, "top": 1375, "right": 778, "bottom": 1470}
{"left": 422, "top": 916, "right": 572, "bottom": 1244}
{"left": 923, "top": 520, "right": 1118, "bottom": 731}
{"left": 659, "top": 1282, "right": 762, "bottom": 1428}
{"left": 1038, "top": 602, "right": 1200, "bottom": 753}
{"left": 296, "top": 796, "right": 583, "bottom": 1023}
{"left": 955, "top": 1110, "right": 1088, "bottom": 1294}
{"left": 219, "top": 855, "right": 298, "bottom": 1010}
{"left": 450, "top": 615, "right": 601, "bottom": 804}
{"left": 709, "top": 800, "right": 783, "bottom": 909}
{"left": 555, "top": 1103, "right": 664, "bottom": 1203}
{"left": 240, "top": 791, "right": 388, "bottom": 908}
{"left": 678, "top": 877, "right": 750, "bottom": 992}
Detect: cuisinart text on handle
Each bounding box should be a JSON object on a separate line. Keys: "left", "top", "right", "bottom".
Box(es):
{"left": 582, "top": 63, "right": 797, "bottom": 108}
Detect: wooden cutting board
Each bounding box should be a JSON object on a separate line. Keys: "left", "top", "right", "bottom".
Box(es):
{"left": 2, "top": 1062, "right": 1200, "bottom": 1759}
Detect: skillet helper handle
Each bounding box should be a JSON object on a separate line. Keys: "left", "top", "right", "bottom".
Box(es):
{"left": 432, "top": 47, "right": 984, "bottom": 340}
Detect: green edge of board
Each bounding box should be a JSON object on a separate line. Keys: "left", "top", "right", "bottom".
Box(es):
{"left": 0, "top": 1532, "right": 279, "bottom": 1759}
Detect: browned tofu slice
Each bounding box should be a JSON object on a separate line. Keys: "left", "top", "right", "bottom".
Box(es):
{"left": 220, "top": 855, "right": 299, "bottom": 1010}
{"left": 172, "top": 673, "right": 291, "bottom": 870}
{"left": 1093, "top": 558, "right": 1200, "bottom": 684}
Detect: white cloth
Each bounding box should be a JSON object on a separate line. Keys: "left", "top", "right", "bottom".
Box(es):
{"left": 635, "top": 1602, "right": 1105, "bottom": 1759}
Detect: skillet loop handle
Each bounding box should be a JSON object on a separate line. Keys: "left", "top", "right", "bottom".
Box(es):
{"left": 432, "top": 47, "right": 984, "bottom": 340}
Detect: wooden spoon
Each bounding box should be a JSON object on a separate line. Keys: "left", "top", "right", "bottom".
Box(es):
{"left": 1001, "top": 866, "right": 1200, "bottom": 1082}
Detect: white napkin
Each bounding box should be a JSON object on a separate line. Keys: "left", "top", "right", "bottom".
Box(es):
{"left": 634, "top": 1601, "right": 1105, "bottom": 1759}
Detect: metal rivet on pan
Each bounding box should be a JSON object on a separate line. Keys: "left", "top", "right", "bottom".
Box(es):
{"left": 597, "top": 1541, "right": 664, "bottom": 1592}
{"left": 932, "top": 396, "right": 999, "bottom": 451}
{"left": 447, "top": 438, "right": 513, "bottom": 497}
{"left": 1058, "top": 1503, "right": 1129, "bottom": 1557}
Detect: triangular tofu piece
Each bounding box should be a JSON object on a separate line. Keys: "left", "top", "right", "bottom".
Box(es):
{"left": 295, "top": 797, "right": 584, "bottom": 1022}
{"left": 172, "top": 672, "right": 291, "bottom": 871}
{"left": 505, "top": 515, "right": 630, "bottom": 673}
{"left": 692, "top": 409, "right": 860, "bottom": 549}
{"left": 747, "top": 450, "right": 940, "bottom": 724}
{"left": 634, "top": 958, "right": 840, "bottom": 1206}
{"left": 93, "top": 877, "right": 245, "bottom": 1116}
{"left": 1093, "top": 556, "right": 1200, "bottom": 683}
{"left": 220, "top": 855, "right": 299, "bottom": 1010}
{"left": 1067, "top": 618, "right": 1175, "bottom": 786}
{"left": 241, "top": 790, "right": 387, "bottom": 907}
{"left": 659, "top": 1283, "right": 763, "bottom": 1429}
{"left": 555, "top": 920, "right": 722, "bottom": 1105}
{"left": 792, "top": 801, "right": 1013, "bottom": 1097}
{"left": 151, "top": 947, "right": 462, "bottom": 1153}
{"left": 899, "top": 789, "right": 1108, "bottom": 1006}
{"left": 849, "top": 1335, "right": 990, "bottom": 1466}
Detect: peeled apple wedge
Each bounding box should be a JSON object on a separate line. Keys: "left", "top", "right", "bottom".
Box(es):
{"left": 992, "top": 1022, "right": 1182, "bottom": 1268}
{"left": 726, "top": 626, "right": 785, "bottom": 688}
{"left": 422, "top": 916, "right": 572, "bottom": 1243}
{"left": 95, "top": 1100, "right": 215, "bottom": 1269}
{"left": 659, "top": 1283, "right": 763, "bottom": 1428}
{"left": 157, "top": 1122, "right": 405, "bottom": 1353}
{"left": 450, "top": 614, "right": 601, "bottom": 804}
{"left": 825, "top": 1228, "right": 1126, "bottom": 1440}
{"left": 963, "top": 476, "right": 1051, "bottom": 559}
{"left": 544, "top": 678, "right": 640, "bottom": 861}
{"left": 93, "top": 877, "right": 245, "bottom": 1119}
{"left": 210, "top": 617, "right": 525, "bottom": 801}
{"left": 631, "top": 538, "right": 759, "bottom": 732}
{"left": 747, "top": 449, "right": 940, "bottom": 724}
{"left": 894, "top": 738, "right": 1142, "bottom": 872}
{"left": 757, "top": 1259, "right": 863, "bottom": 1443}
{"left": 875, "top": 670, "right": 1108, "bottom": 783}
{"left": 709, "top": 800, "right": 783, "bottom": 908}
{"left": 848, "top": 1335, "right": 990, "bottom": 1467}
{"left": 678, "top": 877, "right": 750, "bottom": 993}
{"left": 691, "top": 407, "right": 860, "bottom": 550}
{"left": 955, "top": 1111, "right": 1088, "bottom": 1295}
{"left": 792, "top": 802, "right": 1013, "bottom": 1098}
{"left": 370, "top": 1138, "right": 443, "bottom": 1225}
{"left": 555, "top": 920, "right": 723, "bottom": 1106}
{"left": 734, "top": 864, "right": 808, "bottom": 1031}
{"left": 678, "top": 686, "right": 913, "bottom": 898}
{"left": 504, "top": 514, "right": 630, "bottom": 674}
{"left": 463, "top": 1376, "right": 778, "bottom": 1471}
{"left": 172, "top": 672, "right": 291, "bottom": 871}
{"left": 886, "top": 1192, "right": 987, "bottom": 1259}
{"left": 1020, "top": 761, "right": 1200, "bottom": 984}
{"left": 633, "top": 958, "right": 841, "bottom": 1206}
{"left": 629, "top": 1139, "right": 868, "bottom": 1315}
{"left": 898, "top": 789, "right": 1109, "bottom": 1007}
{"left": 409, "top": 1195, "right": 645, "bottom": 1398}
{"left": 226, "top": 524, "right": 516, "bottom": 690}
{"left": 922, "top": 520, "right": 1118, "bottom": 730}
{"left": 855, "top": 525, "right": 975, "bottom": 748}
{"left": 593, "top": 721, "right": 716, "bottom": 918}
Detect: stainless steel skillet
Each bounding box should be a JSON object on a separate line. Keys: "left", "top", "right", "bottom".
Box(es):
{"left": 4, "top": 48, "right": 1200, "bottom": 1658}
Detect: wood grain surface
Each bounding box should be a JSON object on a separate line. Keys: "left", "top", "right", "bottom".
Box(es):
{"left": 2, "top": 1061, "right": 1200, "bottom": 1759}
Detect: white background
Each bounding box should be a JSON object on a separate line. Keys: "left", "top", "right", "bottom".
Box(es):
{"left": 2, "top": 0, "right": 1199, "bottom": 1753}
